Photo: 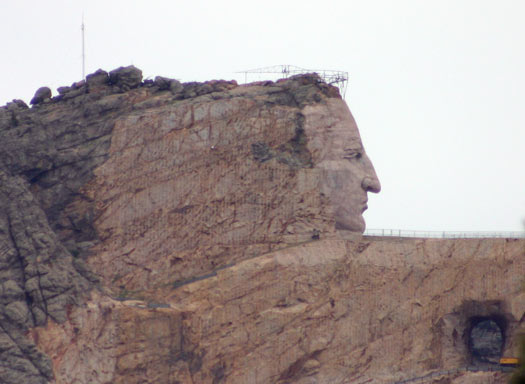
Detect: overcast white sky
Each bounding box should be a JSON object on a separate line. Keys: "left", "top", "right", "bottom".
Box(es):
{"left": 1, "top": 0, "right": 524, "bottom": 232}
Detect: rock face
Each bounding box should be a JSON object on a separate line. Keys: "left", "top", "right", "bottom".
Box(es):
{"left": 84, "top": 75, "right": 374, "bottom": 293}
{"left": 28, "top": 237, "right": 525, "bottom": 384}
{"left": 0, "top": 67, "right": 523, "bottom": 384}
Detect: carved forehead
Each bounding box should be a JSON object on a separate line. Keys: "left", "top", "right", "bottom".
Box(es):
{"left": 303, "top": 98, "right": 364, "bottom": 162}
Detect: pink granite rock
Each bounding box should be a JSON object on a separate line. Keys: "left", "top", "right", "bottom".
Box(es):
{"left": 1, "top": 67, "right": 522, "bottom": 384}
{"left": 31, "top": 237, "right": 525, "bottom": 384}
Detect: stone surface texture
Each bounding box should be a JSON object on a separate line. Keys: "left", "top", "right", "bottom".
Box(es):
{"left": 0, "top": 67, "right": 523, "bottom": 384}
{"left": 29, "top": 237, "right": 525, "bottom": 384}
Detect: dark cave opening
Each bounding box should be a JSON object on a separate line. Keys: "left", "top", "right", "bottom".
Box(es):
{"left": 468, "top": 315, "right": 507, "bottom": 364}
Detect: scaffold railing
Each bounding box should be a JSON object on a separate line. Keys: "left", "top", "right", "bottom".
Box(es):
{"left": 364, "top": 229, "right": 525, "bottom": 239}
{"left": 237, "top": 65, "right": 349, "bottom": 98}
{"left": 389, "top": 364, "right": 516, "bottom": 384}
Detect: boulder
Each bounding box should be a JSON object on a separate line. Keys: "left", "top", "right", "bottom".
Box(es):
{"left": 30, "top": 87, "right": 52, "bottom": 105}
{"left": 86, "top": 69, "right": 109, "bottom": 87}
{"left": 169, "top": 79, "right": 183, "bottom": 94}
{"left": 72, "top": 79, "right": 86, "bottom": 89}
{"left": 154, "top": 76, "right": 183, "bottom": 94}
{"left": 57, "top": 86, "right": 72, "bottom": 96}
{"left": 153, "top": 76, "right": 172, "bottom": 90}
{"left": 6, "top": 99, "right": 28, "bottom": 110}
{"left": 109, "top": 65, "right": 142, "bottom": 91}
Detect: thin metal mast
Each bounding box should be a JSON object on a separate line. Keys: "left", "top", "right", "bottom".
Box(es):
{"left": 81, "top": 14, "right": 85, "bottom": 80}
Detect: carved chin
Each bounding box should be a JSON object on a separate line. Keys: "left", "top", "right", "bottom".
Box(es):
{"left": 334, "top": 213, "right": 366, "bottom": 233}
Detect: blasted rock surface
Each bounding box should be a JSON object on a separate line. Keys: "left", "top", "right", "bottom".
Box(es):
{"left": 1, "top": 66, "right": 524, "bottom": 384}
{"left": 30, "top": 237, "right": 525, "bottom": 384}
{"left": 84, "top": 76, "right": 345, "bottom": 293}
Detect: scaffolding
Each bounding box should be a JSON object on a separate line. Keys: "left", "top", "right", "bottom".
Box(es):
{"left": 237, "top": 65, "right": 349, "bottom": 98}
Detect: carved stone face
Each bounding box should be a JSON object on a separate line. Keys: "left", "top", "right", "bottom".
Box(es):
{"left": 304, "top": 98, "right": 381, "bottom": 232}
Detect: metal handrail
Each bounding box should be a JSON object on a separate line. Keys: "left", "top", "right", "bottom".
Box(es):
{"left": 390, "top": 364, "right": 515, "bottom": 384}
{"left": 364, "top": 229, "right": 525, "bottom": 239}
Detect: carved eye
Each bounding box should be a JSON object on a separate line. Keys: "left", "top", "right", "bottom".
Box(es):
{"left": 343, "top": 150, "right": 362, "bottom": 160}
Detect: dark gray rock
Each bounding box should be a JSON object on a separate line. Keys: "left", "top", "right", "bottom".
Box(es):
{"left": 30, "top": 87, "right": 52, "bottom": 105}
{"left": 0, "top": 316, "right": 53, "bottom": 384}
{"left": 251, "top": 142, "right": 273, "bottom": 163}
{"left": 0, "top": 108, "right": 9, "bottom": 131}
{"left": 72, "top": 80, "right": 86, "bottom": 89}
{"left": 62, "top": 87, "right": 86, "bottom": 100}
{"left": 0, "top": 65, "right": 149, "bottom": 383}
{"left": 180, "top": 82, "right": 219, "bottom": 99}
{"left": 251, "top": 115, "right": 311, "bottom": 169}
{"left": 154, "top": 76, "right": 183, "bottom": 94}
{"left": 56, "top": 86, "right": 72, "bottom": 96}
{"left": 0, "top": 171, "right": 90, "bottom": 383}
{"left": 6, "top": 99, "right": 28, "bottom": 110}
{"left": 109, "top": 65, "right": 142, "bottom": 91}
{"left": 154, "top": 76, "right": 172, "bottom": 90}
{"left": 0, "top": 101, "right": 28, "bottom": 131}
{"left": 86, "top": 69, "right": 109, "bottom": 87}
{"left": 170, "top": 79, "right": 183, "bottom": 94}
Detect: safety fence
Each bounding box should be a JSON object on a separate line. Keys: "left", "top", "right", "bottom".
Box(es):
{"left": 364, "top": 229, "right": 525, "bottom": 239}
{"left": 391, "top": 364, "right": 515, "bottom": 384}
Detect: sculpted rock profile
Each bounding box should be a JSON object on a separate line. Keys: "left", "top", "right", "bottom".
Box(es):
{"left": 304, "top": 99, "right": 380, "bottom": 231}
{"left": 0, "top": 66, "right": 523, "bottom": 384}
{"left": 78, "top": 72, "right": 380, "bottom": 292}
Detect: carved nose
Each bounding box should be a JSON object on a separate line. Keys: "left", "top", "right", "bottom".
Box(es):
{"left": 362, "top": 176, "right": 381, "bottom": 193}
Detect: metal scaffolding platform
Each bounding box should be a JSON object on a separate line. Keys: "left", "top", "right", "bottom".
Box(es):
{"left": 237, "top": 65, "right": 349, "bottom": 98}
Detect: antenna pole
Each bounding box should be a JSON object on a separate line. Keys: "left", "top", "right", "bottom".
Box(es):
{"left": 81, "top": 14, "right": 85, "bottom": 80}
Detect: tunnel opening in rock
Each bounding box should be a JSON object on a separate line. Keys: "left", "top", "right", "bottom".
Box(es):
{"left": 468, "top": 316, "right": 506, "bottom": 364}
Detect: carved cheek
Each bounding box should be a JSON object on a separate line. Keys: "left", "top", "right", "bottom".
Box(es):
{"left": 330, "top": 170, "right": 355, "bottom": 196}
{"left": 319, "top": 171, "right": 335, "bottom": 192}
